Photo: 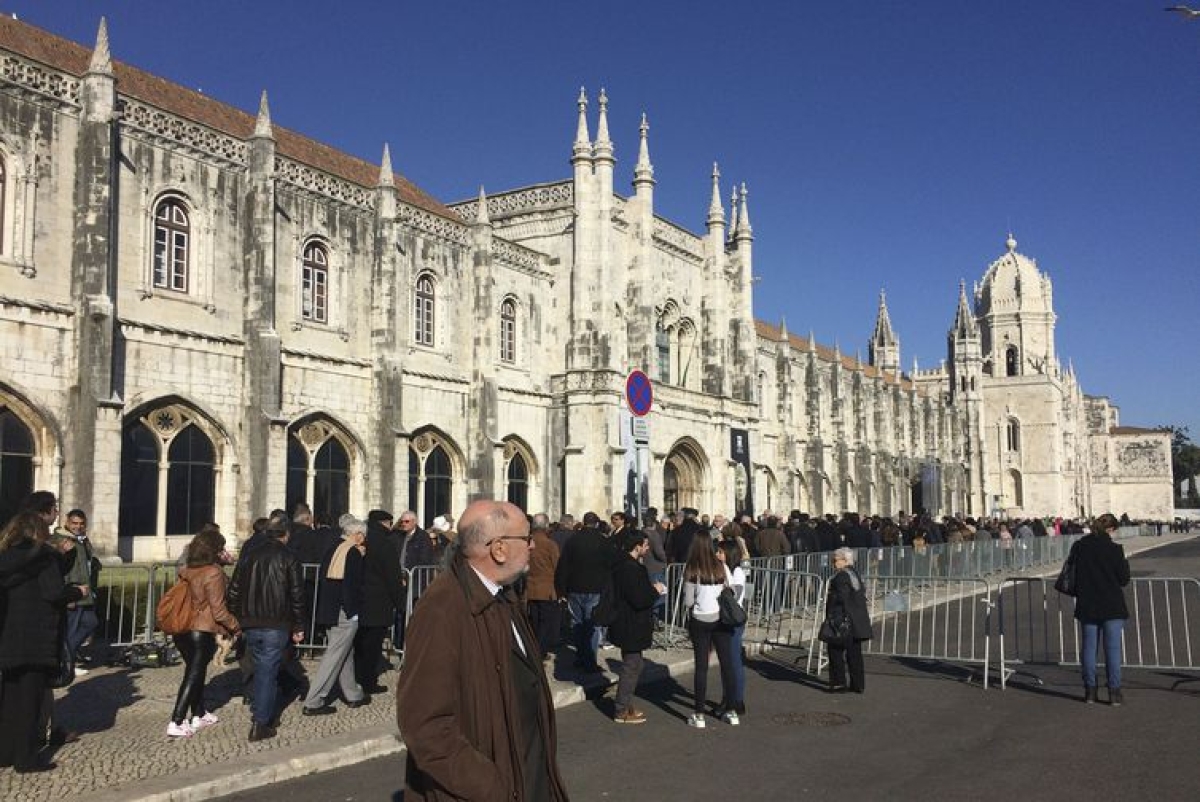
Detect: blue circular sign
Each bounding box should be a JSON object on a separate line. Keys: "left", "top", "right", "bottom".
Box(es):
{"left": 626, "top": 370, "right": 653, "bottom": 417}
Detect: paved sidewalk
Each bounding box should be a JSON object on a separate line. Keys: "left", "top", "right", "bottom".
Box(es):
{"left": 1, "top": 531, "right": 1190, "bottom": 802}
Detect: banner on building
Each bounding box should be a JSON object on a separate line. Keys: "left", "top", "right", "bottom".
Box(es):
{"left": 731, "top": 428, "right": 753, "bottom": 518}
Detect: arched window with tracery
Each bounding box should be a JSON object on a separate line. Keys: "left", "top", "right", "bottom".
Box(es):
{"left": 153, "top": 197, "right": 190, "bottom": 292}
{"left": 415, "top": 274, "right": 435, "bottom": 346}
{"left": 286, "top": 419, "right": 353, "bottom": 523}
{"left": 119, "top": 405, "right": 217, "bottom": 538}
{"left": 301, "top": 241, "right": 329, "bottom": 323}
{"left": 0, "top": 407, "right": 35, "bottom": 528}
{"left": 408, "top": 431, "right": 458, "bottom": 528}
{"left": 500, "top": 297, "right": 517, "bottom": 363}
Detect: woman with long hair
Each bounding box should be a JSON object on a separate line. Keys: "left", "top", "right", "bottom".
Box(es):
{"left": 716, "top": 538, "right": 747, "bottom": 719}
{"left": 0, "top": 511, "right": 86, "bottom": 772}
{"left": 682, "top": 537, "right": 737, "bottom": 728}
{"left": 168, "top": 529, "right": 240, "bottom": 737}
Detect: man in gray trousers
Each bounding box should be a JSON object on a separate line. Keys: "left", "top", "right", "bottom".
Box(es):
{"left": 301, "top": 517, "right": 370, "bottom": 714}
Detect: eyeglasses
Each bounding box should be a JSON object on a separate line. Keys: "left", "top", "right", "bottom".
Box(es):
{"left": 486, "top": 535, "right": 534, "bottom": 547}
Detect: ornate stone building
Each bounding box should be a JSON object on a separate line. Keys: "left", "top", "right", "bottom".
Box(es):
{"left": 0, "top": 18, "right": 1171, "bottom": 559}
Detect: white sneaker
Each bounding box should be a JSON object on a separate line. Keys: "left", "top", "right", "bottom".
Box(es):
{"left": 190, "top": 712, "right": 219, "bottom": 730}
{"left": 687, "top": 713, "right": 706, "bottom": 729}
{"left": 723, "top": 711, "right": 740, "bottom": 727}
{"left": 73, "top": 666, "right": 89, "bottom": 677}
{"left": 166, "top": 721, "right": 193, "bottom": 738}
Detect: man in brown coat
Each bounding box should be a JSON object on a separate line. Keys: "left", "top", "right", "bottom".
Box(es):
{"left": 524, "top": 513, "right": 562, "bottom": 660}
{"left": 396, "top": 500, "right": 569, "bottom": 802}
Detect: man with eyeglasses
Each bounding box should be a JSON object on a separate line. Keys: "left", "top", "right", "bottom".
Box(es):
{"left": 398, "top": 500, "right": 568, "bottom": 802}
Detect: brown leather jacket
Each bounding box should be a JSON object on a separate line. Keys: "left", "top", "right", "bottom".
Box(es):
{"left": 178, "top": 564, "right": 239, "bottom": 636}
{"left": 524, "top": 530, "right": 560, "bottom": 602}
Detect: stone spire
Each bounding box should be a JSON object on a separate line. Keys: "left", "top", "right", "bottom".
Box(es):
{"left": 808, "top": 330, "right": 817, "bottom": 354}
{"left": 88, "top": 17, "right": 112, "bottom": 75}
{"left": 253, "top": 90, "right": 273, "bottom": 140}
{"left": 572, "top": 87, "right": 591, "bottom": 163}
{"left": 377, "top": 143, "right": 393, "bottom": 188}
{"left": 779, "top": 315, "right": 789, "bottom": 344}
{"left": 633, "top": 113, "right": 654, "bottom": 188}
{"left": 870, "top": 289, "right": 900, "bottom": 374}
{"left": 707, "top": 163, "right": 725, "bottom": 226}
{"left": 952, "top": 279, "right": 978, "bottom": 339}
{"left": 872, "top": 290, "right": 897, "bottom": 346}
{"left": 593, "top": 88, "right": 613, "bottom": 162}
{"left": 474, "top": 185, "right": 491, "bottom": 226}
{"left": 735, "top": 183, "right": 753, "bottom": 240}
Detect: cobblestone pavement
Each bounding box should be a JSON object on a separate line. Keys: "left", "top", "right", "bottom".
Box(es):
{"left": 1, "top": 532, "right": 1190, "bottom": 801}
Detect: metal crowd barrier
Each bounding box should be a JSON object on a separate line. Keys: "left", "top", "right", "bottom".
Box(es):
{"left": 997, "top": 576, "right": 1200, "bottom": 688}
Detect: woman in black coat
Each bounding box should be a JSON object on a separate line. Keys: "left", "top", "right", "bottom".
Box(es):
{"left": 823, "top": 547, "right": 872, "bottom": 693}
{"left": 0, "top": 511, "right": 86, "bottom": 773}
{"left": 1068, "top": 513, "right": 1131, "bottom": 705}
{"left": 607, "top": 529, "right": 665, "bottom": 724}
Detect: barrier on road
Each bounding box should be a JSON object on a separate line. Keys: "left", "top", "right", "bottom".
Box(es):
{"left": 997, "top": 575, "right": 1200, "bottom": 688}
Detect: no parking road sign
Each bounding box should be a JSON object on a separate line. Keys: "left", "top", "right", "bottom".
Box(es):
{"left": 625, "top": 370, "right": 653, "bottom": 417}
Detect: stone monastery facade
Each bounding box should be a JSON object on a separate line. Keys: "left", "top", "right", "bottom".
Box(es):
{"left": 0, "top": 18, "right": 1171, "bottom": 559}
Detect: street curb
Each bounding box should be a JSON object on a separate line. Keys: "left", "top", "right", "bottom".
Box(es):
{"left": 93, "top": 651, "right": 699, "bottom": 802}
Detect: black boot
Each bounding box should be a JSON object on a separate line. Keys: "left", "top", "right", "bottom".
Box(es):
{"left": 248, "top": 722, "right": 277, "bottom": 742}
{"left": 1083, "top": 686, "right": 1097, "bottom": 704}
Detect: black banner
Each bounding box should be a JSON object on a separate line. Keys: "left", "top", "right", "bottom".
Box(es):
{"left": 731, "top": 428, "right": 753, "bottom": 518}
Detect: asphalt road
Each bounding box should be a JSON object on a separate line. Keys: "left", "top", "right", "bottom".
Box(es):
{"left": 222, "top": 538, "right": 1200, "bottom": 802}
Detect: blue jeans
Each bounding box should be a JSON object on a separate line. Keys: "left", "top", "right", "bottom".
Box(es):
{"left": 65, "top": 607, "right": 99, "bottom": 664}
{"left": 1080, "top": 619, "right": 1124, "bottom": 689}
{"left": 246, "top": 628, "right": 289, "bottom": 725}
{"left": 730, "top": 624, "right": 746, "bottom": 703}
{"left": 568, "top": 592, "right": 601, "bottom": 668}
{"left": 648, "top": 571, "right": 666, "bottom": 621}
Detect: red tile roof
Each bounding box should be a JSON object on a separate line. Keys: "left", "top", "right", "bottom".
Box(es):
{"left": 0, "top": 15, "right": 454, "bottom": 219}
{"left": 1110, "top": 426, "right": 1167, "bottom": 436}
{"left": 754, "top": 320, "right": 914, "bottom": 390}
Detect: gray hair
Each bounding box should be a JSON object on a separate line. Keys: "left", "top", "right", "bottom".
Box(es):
{"left": 341, "top": 517, "right": 366, "bottom": 536}
{"left": 530, "top": 513, "right": 550, "bottom": 532}
{"left": 833, "top": 547, "right": 855, "bottom": 565}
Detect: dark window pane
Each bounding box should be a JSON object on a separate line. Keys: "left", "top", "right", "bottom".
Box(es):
{"left": 408, "top": 449, "right": 420, "bottom": 514}
{"left": 286, "top": 436, "right": 309, "bottom": 517}
{"left": 166, "top": 426, "right": 214, "bottom": 535}
{"left": 119, "top": 424, "right": 160, "bottom": 536}
{"left": 313, "top": 438, "right": 350, "bottom": 521}
{"left": 506, "top": 454, "right": 528, "bottom": 511}
{"left": 0, "top": 409, "right": 35, "bottom": 455}
{"left": 0, "top": 453, "right": 33, "bottom": 530}
{"left": 423, "top": 445, "right": 451, "bottom": 528}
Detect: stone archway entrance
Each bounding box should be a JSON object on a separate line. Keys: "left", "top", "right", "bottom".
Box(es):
{"left": 663, "top": 439, "right": 708, "bottom": 516}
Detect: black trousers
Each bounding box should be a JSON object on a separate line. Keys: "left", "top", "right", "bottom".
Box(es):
{"left": 172, "top": 631, "right": 217, "bottom": 723}
{"left": 828, "top": 639, "right": 865, "bottom": 691}
{"left": 688, "top": 618, "right": 736, "bottom": 713}
{"left": 354, "top": 625, "right": 388, "bottom": 687}
{"left": 528, "top": 600, "right": 563, "bottom": 657}
{"left": 0, "top": 666, "right": 51, "bottom": 769}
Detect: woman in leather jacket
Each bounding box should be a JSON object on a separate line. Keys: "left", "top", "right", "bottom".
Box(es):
{"left": 168, "top": 529, "right": 240, "bottom": 738}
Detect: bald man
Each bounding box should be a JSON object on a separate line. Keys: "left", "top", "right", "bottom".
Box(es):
{"left": 396, "top": 501, "right": 569, "bottom": 802}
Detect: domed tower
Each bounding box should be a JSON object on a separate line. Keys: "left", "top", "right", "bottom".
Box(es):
{"left": 975, "top": 234, "right": 1056, "bottom": 378}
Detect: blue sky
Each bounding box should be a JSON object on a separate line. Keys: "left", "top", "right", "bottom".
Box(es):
{"left": 10, "top": 1, "right": 1199, "bottom": 436}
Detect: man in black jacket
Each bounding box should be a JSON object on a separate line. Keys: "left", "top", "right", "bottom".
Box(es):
{"left": 355, "top": 510, "right": 402, "bottom": 693}
{"left": 228, "top": 522, "right": 306, "bottom": 742}
{"left": 554, "top": 517, "right": 615, "bottom": 673}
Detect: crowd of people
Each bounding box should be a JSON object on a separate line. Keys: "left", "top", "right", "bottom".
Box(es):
{"left": 0, "top": 488, "right": 1156, "bottom": 784}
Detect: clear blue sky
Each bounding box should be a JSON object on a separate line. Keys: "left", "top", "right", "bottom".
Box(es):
{"left": 9, "top": 1, "right": 1199, "bottom": 437}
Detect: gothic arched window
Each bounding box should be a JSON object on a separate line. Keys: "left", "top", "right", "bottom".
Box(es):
{"left": 423, "top": 445, "right": 452, "bottom": 528}
{"left": 415, "top": 274, "right": 435, "bottom": 346}
{"left": 500, "top": 297, "right": 517, "bottom": 363}
{"left": 506, "top": 452, "right": 529, "bottom": 511}
{"left": 1007, "top": 418, "right": 1021, "bottom": 452}
{"left": 166, "top": 425, "right": 215, "bottom": 535}
{"left": 656, "top": 325, "right": 671, "bottom": 384}
{"left": 119, "top": 410, "right": 216, "bottom": 537}
{"left": 301, "top": 241, "right": 329, "bottom": 323}
{"left": 153, "top": 197, "right": 190, "bottom": 292}
{"left": 0, "top": 407, "right": 34, "bottom": 528}
{"left": 286, "top": 420, "right": 353, "bottom": 523}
